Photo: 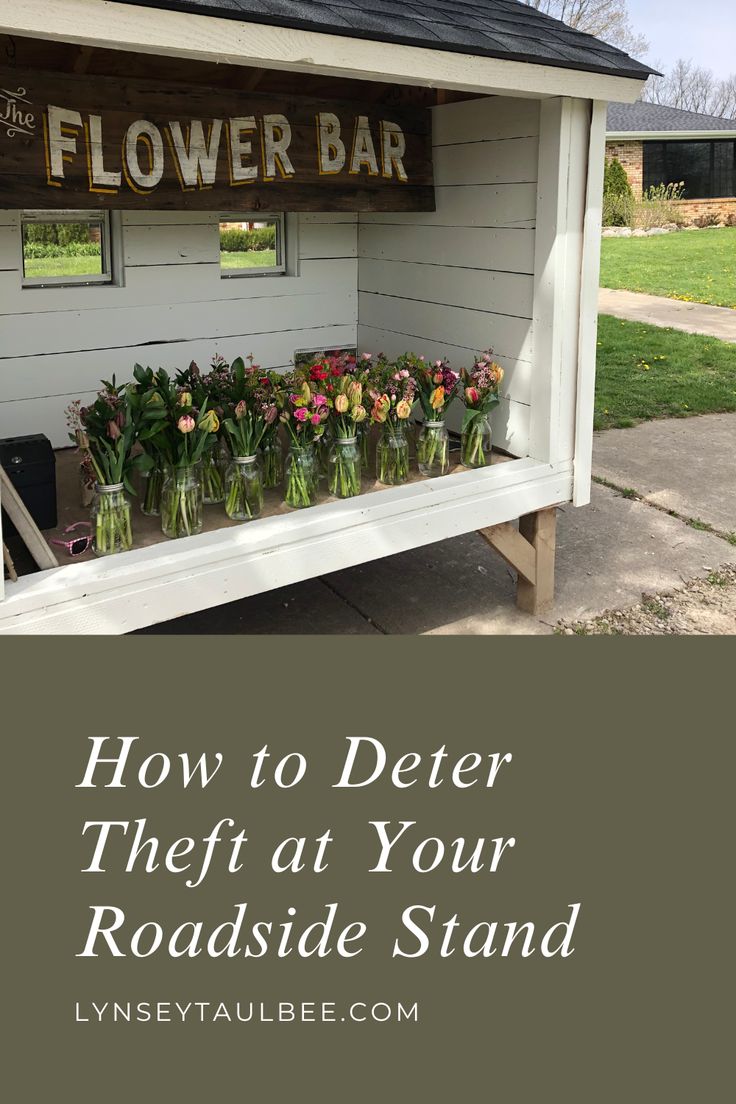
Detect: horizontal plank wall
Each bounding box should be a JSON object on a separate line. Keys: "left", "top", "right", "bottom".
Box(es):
{"left": 357, "top": 95, "right": 539, "bottom": 457}
{"left": 0, "top": 210, "right": 358, "bottom": 446}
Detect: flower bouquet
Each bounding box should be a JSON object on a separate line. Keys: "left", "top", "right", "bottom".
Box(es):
{"left": 459, "top": 351, "right": 504, "bottom": 468}
{"left": 129, "top": 365, "right": 176, "bottom": 515}
{"left": 323, "top": 372, "right": 368, "bottom": 499}
{"left": 367, "top": 354, "right": 416, "bottom": 485}
{"left": 74, "top": 378, "right": 151, "bottom": 556}
{"left": 176, "top": 357, "right": 229, "bottom": 504}
{"left": 65, "top": 399, "right": 97, "bottom": 507}
{"left": 221, "top": 356, "right": 278, "bottom": 521}
{"left": 408, "top": 354, "right": 460, "bottom": 477}
{"left": 137, "top": 375, "right": 219, "bottom": 538}
{"left": 277, "top": 373, "right": 328, "bottom": 508}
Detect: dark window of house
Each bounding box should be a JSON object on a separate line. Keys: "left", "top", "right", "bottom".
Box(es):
{"left": 644, "top": 140, "right": 736, "bottom": 198}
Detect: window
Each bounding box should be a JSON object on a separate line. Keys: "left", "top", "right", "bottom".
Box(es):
{"left": 643, "top": 140, "right": 736, "bottom": 199}
{"left": 219, "top": 214, "right": 286, "bottom": 277}
{"left": 21, "top": 210, "right": 113, "bottom": 287}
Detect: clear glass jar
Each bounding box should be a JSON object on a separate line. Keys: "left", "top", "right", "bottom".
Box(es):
{"left": 284, "top": 444, "right": 318, "bottom": 509}
{"left": 328, "top": 436, "right": 362, "bottom": 499}
{"left": 260, "top": 434, "right": 284, "bottom": 489}
{"left": 161, "top": 463, "right": 204, "bottom": 539}
{"left": 201, "top": 444, "right": 226, "bottom": 504}
{"left": 225, "top": 456, "right": 263, "bottom": 521}
{"left": 91, "top": 483, "right": 133, "bottom": 556}
{"left": 314, "top": 428, "right": 330, "bottom": 483}
{"left": 357, "top": 421, "right": 371, "bottom": 468}
{"left": 140, "top": 461, "right": 164, "bottom": 516}
{"left": 417, "top": 420, "right": 450, "bottom": 477}
{"left": 461, "top": 415, "right": 492, "bottom": 468}
{"left": 376, "top": 423, "right": 410, "bottom": 486}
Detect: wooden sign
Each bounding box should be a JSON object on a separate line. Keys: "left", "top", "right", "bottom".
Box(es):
{"left": 0, "top": 65, "right": 435, "bottom": 212}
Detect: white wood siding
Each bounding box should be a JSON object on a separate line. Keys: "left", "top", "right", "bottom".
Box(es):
{"left": 0, "top": 210, "right": 358, "bottom": 446}
{"left": 358, "top": 96, "right": 539, "bottom": 456}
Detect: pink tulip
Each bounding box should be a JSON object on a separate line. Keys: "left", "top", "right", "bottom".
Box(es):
{"left": 294, "top": 407, "right": 309, "bottom": 423}
{"left": 177, "top": 415, "right": 196, "bottom": 434}
{"left": 311, "top": 414, "right": 322, "bottom": 426}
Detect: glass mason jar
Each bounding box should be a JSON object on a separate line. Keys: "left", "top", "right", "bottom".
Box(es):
{"left": 91, "top": 483, "right": 133, "bottom": 556}
{"left": 313, "top": 428, "right": 331, "bottom": 483}
{"left": 201, "top": 443, "right": 226, "bottom": 505}
{"left": 225, "top": 456, "right": 264, "bottom": 522}
{"left": 161, "top": 463, "right": 204, "bottom": 539}
{"left": 328, "top": 436, "right": 362, "bottom": 499}
{"left": 140, "top": 461, "right": 165, "bottom": 516}
{"left": 259, "top": 434, "right": 284, "bottom": 489}
{"left": 376, "top": 422, "right": 410, "bottom": 486}
{"left": 284, "top": 444, "right": 318, "bottom": 509}
{"left": 417, "top": 420, "right": 450, "bottom": 477}
{"left": 357, "top": 421, "right": 371, "bottom": 468}
{"left": 461, "top": 415, "right": 492, "bottom": 468}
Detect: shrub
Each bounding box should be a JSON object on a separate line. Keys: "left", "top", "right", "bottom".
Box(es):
{"left": 219, "top": 225, "right": 276, "bottom": 253}
{"left": 23, "top": 241, "right": 101, "bottom": 259}
{"left": 692, "top": 212, "right": 721, "bottom": 228}
{"left": 634, "top": 182, "right": 686, "bottom": 229}
{"left": 725, "top": 212, "right": 736, "bottom": 227}
{"left": 602, "top": 157, "right": 634, "bottom": 227}
{"left": 24, "top": 221, "right": 91, "bottom": 245}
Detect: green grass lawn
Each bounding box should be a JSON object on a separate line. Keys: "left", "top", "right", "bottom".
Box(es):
{"left": 26, "top": 250, "right": 278, "bottom": 278}
{"left": 24, "top": 255, "right": 103, "bottom": 279}
{"left": 595, "top": 314, "right": 736, "bottom": 431}
{"left": 220, "top": 250, "right": 277, "bottom": 270}
{"left": 599, "top": 227, "right": 736, "bottom": 309}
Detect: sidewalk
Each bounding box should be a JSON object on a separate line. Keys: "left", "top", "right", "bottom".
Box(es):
{"left": 142, "top": 413, "right": 736, "bottom": 635}
{"left": 599, "top": 288, "right": 736, "bottom": 342}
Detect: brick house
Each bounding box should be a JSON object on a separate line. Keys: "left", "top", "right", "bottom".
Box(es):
{"left": 606, "top": 101, "right": 736, "bottom": 224}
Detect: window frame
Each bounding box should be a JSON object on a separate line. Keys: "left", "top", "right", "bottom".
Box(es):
{"left": 643, "top": 139, "right": 736, "bottom": 200}
{"left": 219, "top": 212, "right": 287, "bottom": 279}
{"left": 20, "top": 209, "right": 114, "bottom": 289}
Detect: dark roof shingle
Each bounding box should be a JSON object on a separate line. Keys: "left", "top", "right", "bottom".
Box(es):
{"left": 108, "top": 0, "right": 656, "bottom": 80}
{"left": 608, "top": 101, "right": 736, "bottom": 133}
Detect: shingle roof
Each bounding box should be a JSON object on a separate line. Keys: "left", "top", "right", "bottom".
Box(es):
{"left": 608, "top": 101, "right": 736, "bottom": 133}
{"left": 109, "top": 0, "right": 655, "bottom": 81}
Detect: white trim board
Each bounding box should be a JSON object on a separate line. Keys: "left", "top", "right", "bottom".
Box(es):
{"left": 0, "top": 458, "right": 572, "bottom": 634}
{"left": 0, "top": 0, "right": 647, "bottom": 102}
{"left": 607, "top": 131, "right": 736, "bottom": 140}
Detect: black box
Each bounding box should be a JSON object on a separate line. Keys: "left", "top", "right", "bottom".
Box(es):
{"left": 0, "top": 434, "right": 57, "bottom": 537}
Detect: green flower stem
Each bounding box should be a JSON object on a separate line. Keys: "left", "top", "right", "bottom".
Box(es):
{"left": 94, "top": 491, "right": 132, "bottom": 556}
{"left": 225, "top": 464, "right": 263, "bottom": 521}
{"left": 461, "top": 424, "right": 487, "bottom": 467}
{"left": 328, "top": 447, "right": 361, "bottom": 499}
{"left": 202, "top": 456, "right": 225, "bottom": 504}
{"left": 142, "top": 466, "right": 164, "bottom": 515}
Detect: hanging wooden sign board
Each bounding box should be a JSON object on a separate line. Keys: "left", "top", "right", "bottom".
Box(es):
{"left": 0, "top": 64, "right": 435, "bottom": 212}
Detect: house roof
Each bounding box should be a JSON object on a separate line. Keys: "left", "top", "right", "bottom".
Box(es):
{"left": 108, "top": 0, "right": 655, "bottom": 81}
{"left": 608, "top": 100, "right": 736, "bottom": 135}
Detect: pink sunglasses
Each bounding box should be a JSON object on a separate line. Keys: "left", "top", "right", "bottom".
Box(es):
{"left": 50, "top": 521, "right": 92, "bottom": 557}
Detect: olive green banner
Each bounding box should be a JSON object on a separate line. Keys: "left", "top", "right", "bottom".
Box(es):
{"left": 1, "top": 639, "right": 732, "bottom": 1102}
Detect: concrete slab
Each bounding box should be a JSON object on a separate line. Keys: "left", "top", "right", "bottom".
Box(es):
{"left": 135, "top": 579, "right": 380, "bottom": 635}
{"left": 593, "top": 414, "right": 736, "bottom": 535}
{"left": 323, "top": 531, "right": 551, "bottom": 636}
{"left": 599, "top": 288, "right": 736, "bottom": 342}
{"left": 322, "top": 483, "right": 736, "bottom": 634}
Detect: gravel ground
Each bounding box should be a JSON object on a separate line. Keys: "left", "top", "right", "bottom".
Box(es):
{"left": 557, "top": 564, "right": 736, "bottom": 635}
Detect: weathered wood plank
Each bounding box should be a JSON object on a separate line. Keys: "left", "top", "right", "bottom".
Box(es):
{"left": 0, "top": 63, "right": 435, "bottom": 212}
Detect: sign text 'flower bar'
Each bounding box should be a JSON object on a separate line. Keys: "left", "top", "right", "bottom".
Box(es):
{"left": 0, "top": 65, "right": 435, "bottom": 212}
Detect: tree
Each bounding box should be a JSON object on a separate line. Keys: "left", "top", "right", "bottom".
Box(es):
{"left": 642, "top": 59, "right": 736, "bottom": 120}
{"left": 522, "top": 0, "right": 648, "bottom": 57}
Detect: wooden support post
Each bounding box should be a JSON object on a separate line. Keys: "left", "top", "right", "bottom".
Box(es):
{"left": 479, "top": 507, "right": 557, "bottom": 614}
